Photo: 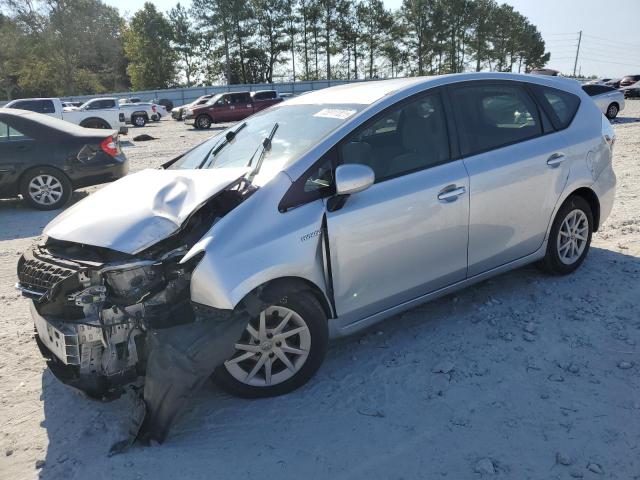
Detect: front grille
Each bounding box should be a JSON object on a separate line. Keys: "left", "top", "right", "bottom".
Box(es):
{"left": 17, "top": 247, "right": 81, "bottom": 295}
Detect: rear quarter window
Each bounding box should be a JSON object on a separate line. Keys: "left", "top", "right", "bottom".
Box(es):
{"left": 533, "top": 86, "right": 580, "bottom": 130}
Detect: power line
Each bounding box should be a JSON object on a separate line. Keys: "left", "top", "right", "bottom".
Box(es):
{"left": 582, "top": 33, "right": 640, "bottom": 49}
{"left": 579, "top": 57, "right": 640, "bottom": 68}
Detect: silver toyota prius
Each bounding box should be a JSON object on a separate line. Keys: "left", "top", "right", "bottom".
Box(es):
{"left": 16, "top": 72, "right": 616, "bottom": 442}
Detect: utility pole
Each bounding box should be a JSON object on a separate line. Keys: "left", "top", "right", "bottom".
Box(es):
{"left": 573, "top": 30, "right": 582, "bottom": 77}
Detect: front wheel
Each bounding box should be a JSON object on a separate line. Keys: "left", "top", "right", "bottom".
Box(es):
{"left": 196, "top": 115, "right": 212, "bottom": 129}
{"left": 20, "top": 167, "right": 72, "bottom": 210}
{"left": 212, "top": 290, "right": 328, "bottom": 398}
{"left": 606, "top": 103, "right": 619, "bottom": 119}
{"left": 540, "top": 195, "right": 593, "bottom": 275}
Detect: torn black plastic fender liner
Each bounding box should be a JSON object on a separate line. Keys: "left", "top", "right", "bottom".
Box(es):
{"left": 140, "top": 301, "right": 258, "bottom": 443}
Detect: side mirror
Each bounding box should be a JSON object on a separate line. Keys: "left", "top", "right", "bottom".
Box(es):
{"left": 328, "top": 164, "right": 375, "bottom": 212}
{"left": 335, "top": 164, "right": 374, "bottom": 195}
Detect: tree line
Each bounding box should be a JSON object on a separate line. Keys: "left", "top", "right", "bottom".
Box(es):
{"left": 0, "top": 0, "right": 550, "bottom": 100}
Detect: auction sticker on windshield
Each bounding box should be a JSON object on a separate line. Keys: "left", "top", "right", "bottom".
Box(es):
{"left": 313, "top": 108, "right": 357, "bottom": 120}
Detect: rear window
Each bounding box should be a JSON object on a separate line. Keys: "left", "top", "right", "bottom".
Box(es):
{"left": 10, "top": 99, "right": 56, "bottom": 114}
{"left": 252, "top": 91, "right": 277, "bottom": 100}
{"left": 534, "top": 86, "right": 580, "bottom": 129}
{"left": 450, "top": 83, "right": 542, "bottom": 156}
{"left": 582, "top": 85, "right": 615, "bottom": 96}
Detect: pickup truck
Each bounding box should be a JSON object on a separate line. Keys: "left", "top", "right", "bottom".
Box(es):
{"left": 184, "top": 91, "right": 283, "bottom": 129}
{"left": 118, "top": 102, "right": 158, "bottom": 127}
{"left": 4, "top": 97, "right": 127, "bottom": 134}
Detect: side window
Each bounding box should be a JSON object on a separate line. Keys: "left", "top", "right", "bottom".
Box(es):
{"left": 450, "top": 83, "right": 542, "bottom": 155}
{"left": 40, "top": 100, "right": 55, "bottom": 113}
{"left": 534, "top": 86, "right": 580, "bottom": 130}
{"left": 0, "top": 122, "right": 29, "bottom": 141}
{"left": 9, "top": 126, "right": 29, "bottom": 140}
{"left": 278, "top": 149, "right": 337, "bottom": 212}
{"left": 339, "top": 93, "right": 450, "bottom": 183}
{"left": 218, "top": 95, "right": 230, "bottom": 106}
{"left": 582, "top": 85, "right": 597, "bottom": 96}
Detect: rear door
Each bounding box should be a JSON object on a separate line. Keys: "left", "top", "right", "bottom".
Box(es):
{"left": 326, "top": 90, "right": 470, "bottom": 323}
{"left": 448, "top": 81, "right": 575, "bottom": 276}
{"left": 229, "top": 93, "right": 253, "bottom": 120}
{"left": 0, "top": 121, "right": 36, "bottom": 194}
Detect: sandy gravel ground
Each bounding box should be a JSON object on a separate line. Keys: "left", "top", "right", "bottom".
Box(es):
{"left": 0, "top": 105, "right": 639, "bottom": 480}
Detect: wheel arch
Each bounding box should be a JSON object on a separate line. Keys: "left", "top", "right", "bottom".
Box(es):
{"left": 238, "top": 276, "right": 334, "bottom": 321}
{"left": 568, "top": 187, "right": 601, "bottom": 231}
{"left": 79, "top": 117, "right": 110, "bottom": 128}
{"left": 18, "top": 164, "right": 70, "bottom": 189}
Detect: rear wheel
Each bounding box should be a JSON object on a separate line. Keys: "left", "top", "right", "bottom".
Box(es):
{"left": 540, "top": 195, "right": 593, "bottom": 275}
{"left": 132, "top": 114, "right": 147, "bottom": 127}
{"left": 606, "top": 102, "right": 619, "bottom": 119}
{"left": 20, "top": 167, "right": 72, "bottom": 210}
{"left": 212, "top": 290, "right": 328, "bottom": 398}
{"left": 196, "top": 114, "right": 212, "bottom": 129}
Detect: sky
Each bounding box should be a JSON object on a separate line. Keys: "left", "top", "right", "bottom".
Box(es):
{"left": 102, "top": 0, "right": 640, "bottom": 78}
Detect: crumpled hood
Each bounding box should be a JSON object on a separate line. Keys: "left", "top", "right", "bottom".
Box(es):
{"left": 44, "top": 168, "right": 248, "bottom": 254}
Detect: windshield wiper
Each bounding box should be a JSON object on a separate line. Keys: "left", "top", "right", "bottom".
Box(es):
{"left": 198, "top": 122, "right": 247, "bottom": 169}
{"left": 246, "top": 122, "right": 279, "bottom": 184}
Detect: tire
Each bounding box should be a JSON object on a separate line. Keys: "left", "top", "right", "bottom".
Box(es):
{"left": 539, "top": 195, "right": 593, "bottom": 275}
{"left": 606, "top": 103, "right": 619, "bottom": 119}
{"left": 19, "top": 167, "right": 72, "bottom": 210}
{"left": 132, "top": 115, "right": 147, "bottom": 127}
{"left": 212, "top": 289, "right": 328, "bottom": 398}
{"left": 196, "top": 114, "right": 212, "bottom": 129}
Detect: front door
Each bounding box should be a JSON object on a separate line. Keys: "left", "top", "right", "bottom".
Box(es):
{"left": 448, "top": 81, "right": 571, "bottom": 276}
{"left": 326, "top": 91, "right": 470, "bottom": 323}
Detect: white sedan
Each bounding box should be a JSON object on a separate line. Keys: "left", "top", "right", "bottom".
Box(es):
{"left": 582, "top": 84, "right": 625, "bottom": 119}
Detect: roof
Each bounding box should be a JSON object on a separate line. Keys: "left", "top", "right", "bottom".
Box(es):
{"left": 284, "top": 72, "right": 583, "bottom": 108}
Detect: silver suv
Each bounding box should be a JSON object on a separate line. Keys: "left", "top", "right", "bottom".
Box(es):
{"left": 17, "top": 73, "right": 616, "bottom": 442}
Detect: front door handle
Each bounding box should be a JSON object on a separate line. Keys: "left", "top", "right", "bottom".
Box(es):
{"left": 438, "top": 185, "right": 466, "bottom": 202}
{"left": 547, "top": 153, "right": 566, "bottom": 167}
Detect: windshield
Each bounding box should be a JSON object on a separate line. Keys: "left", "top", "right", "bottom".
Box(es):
{"left": 204, "top": 94, "right": 223, "bottom": 106}
{"left": 169, "top": 103, "right": 365, "bottom": 185}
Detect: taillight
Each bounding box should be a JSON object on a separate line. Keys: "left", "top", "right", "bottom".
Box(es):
{"left": 101, "top": 135, "right": 119, "bottom": 157}
{"left": 152, "top": 104, "right": 157, "bottom": 113}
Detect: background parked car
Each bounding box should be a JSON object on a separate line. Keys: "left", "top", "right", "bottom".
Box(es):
{"left": 4, "top": 97, "right": 127, "bottom": 134}
{"left": 604, "top": 78, "right": 621, "bottom": 88}
{"left": 171, "top": 94, "right": 214, "bottom": 120}
{"left": 184, "top": 91, "right": 283, "bottom": 129}
{"left": 119, "top": 101, "right": 157, "bottom": 127}
{"left": 0, "top": 108, "right": 128, "bottom": 209}
{"left": 619, "top": 75, "right": 640, "bottom": 87}
{"left": 622, "top": 81, "right": 640, "bottom": 99}
{"left": 581, "top": 84, "right": 625, "bottom": 118}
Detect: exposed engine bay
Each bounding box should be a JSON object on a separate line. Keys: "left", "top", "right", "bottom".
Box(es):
{"left": 17, "top": 181, "right": 255, "bottom": 445}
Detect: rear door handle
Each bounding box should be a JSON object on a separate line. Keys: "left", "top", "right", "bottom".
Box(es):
{"left": 547, "top": 153, "right": 566, "bottom": 167}
{"left": 438, "top": 185, "right": 466, "bottom": 202}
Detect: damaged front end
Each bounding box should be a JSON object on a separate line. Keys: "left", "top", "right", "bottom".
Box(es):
{"left": 17, "top": 182, "right": 254, "bottom": 430}
{"left": 20, "top": 242, "right": 200, "bottom": 398}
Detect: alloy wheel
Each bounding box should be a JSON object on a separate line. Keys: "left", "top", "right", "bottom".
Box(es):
{"left": 197, "top": 116, "right": 211, "bottom": 129}
{"left": 556, "top": 209, "right": 589, "bottom": 265}
{"left": 224, "top": 305, "right": 311, "bottom": 387}
{"left": 28, "top": 174, "right": 63, "bottom": 206}
{"left": 607, "top": 104, "right": 618, "bottom": 118}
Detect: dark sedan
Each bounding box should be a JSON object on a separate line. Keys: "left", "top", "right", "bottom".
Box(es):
{"left": 0, "top": 109, "right": 128, "bottom": 210}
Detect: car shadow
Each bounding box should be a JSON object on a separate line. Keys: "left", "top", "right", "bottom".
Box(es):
{"left": 0, "top": 190, "right": 89, "bottom": 241}
{"left": 35, "top": 245, "right": 640, "bottom": 478}
{"left": 612, "top": 116, "right": 640, "bottom": 124}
